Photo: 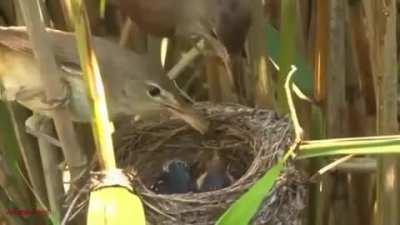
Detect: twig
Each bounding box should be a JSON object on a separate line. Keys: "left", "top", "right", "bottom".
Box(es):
{"left": 283, "top": 65, "right": 303, "bottom": 161}
{"left": 173, "top": 81, "right": 195, "bottom": 104}
{"left": 61, "top": 183, "right": 89, "bottom": 225}
{"left": 142, "top": 199, "right": 177, "bottom": 221}
{"left": 167, "top": 40, "right": 205, "bottom": 80}
{"left": 285, "top": 65, "right": 303, "bottom": 139}
{"left": 334, "top": 157, "right": 377, "bottom": 173}
{"left": 268, "top": 57, "right": 314, "bottom": 104}
{"left": 119, "top": 18, "right": 132, "bottom": 48}
{"left": 310, "top": 155, "right": 354, "bottom": 181}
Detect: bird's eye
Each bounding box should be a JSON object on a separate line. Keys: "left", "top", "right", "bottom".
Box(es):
{"left": 147, "top": 85, "right": 161, "bottom": 97}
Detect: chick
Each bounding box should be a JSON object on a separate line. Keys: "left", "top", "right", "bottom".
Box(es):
{"left": 196, "top": 151, "right": 234, "bottom": 192}
{"left": 151, "top": 159, "right": 195, "bottom": 194}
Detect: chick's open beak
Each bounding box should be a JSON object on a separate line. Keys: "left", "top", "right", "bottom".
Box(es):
{"left": 162, "top": 99, "right": 209, "bottom": 134}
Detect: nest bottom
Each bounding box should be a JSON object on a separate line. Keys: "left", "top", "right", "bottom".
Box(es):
{"left": 115, "top": 103, "right": 306, "bottom": 225}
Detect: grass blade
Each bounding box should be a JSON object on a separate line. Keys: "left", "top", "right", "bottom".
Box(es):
{"left": 216, "top": 161, "right": 285, "bottom": 225}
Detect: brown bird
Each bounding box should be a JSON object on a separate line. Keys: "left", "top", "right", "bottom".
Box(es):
{"left": 0, "top": 26, "right": 209, "bottom": 134}
{"left": 114, "top": 0, "right": 251, "bottom": 99}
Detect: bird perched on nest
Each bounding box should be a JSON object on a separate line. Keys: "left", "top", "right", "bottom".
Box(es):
{"left": 113, "top": 0, "right": 251, "bottom": 99}
{"left": 0, "top": 26, "right": 209, "bottom": 138}
{"left": 196, "top": 151, "right": 234, "bottom": 192}
{"left": 151, "top": 159, "right": 195, "bottom": 194}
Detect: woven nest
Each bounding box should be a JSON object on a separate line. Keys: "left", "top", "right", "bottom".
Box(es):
{"left": 114, "top": 103, "right": 306, "bottom": 225}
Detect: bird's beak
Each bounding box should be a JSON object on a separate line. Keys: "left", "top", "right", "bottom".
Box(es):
{"left": 162, "top": 99, "right": 209, "bottom": 134}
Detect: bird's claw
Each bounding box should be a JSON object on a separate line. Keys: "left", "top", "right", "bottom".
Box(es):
{"left": 191, "top": 39, "right": 210, "bottom": 56}
{"left": 13, "top": 81, "right": 71, "bottom": 111}
{"left": 25, "top": 114, "right": 62, "bottom": 148}
{"left": 38, "top": 83, "right": 70, "bottom": 111}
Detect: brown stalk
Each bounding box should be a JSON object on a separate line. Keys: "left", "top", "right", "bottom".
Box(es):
{"left": 249, "top": 0, "right": 274, "bottom": 108}
{"left": 344, "top": 4, "right": 375, "bottom": 224}
{"left": 348, "top": 1, "right": 377, "bottom": 116}
{"left": 369, "top": 0, "right": 400, "bottom": 224}
{"left": 206, "top": 56, "right": 223, "bottom": 102}
{"left": 309, "top": 1, "right": 330, "bottom": 225}
{"left": 313, "top": 0, "right": 329, "bottom": 103}
{"left": 16, "top": 0, "right": 88, "bottom": 198}
{"left": 326, "top": 0, "right": 346, "bottom": 138}
{"left": 36, "top": 118, "right": 64, "bottom": 220}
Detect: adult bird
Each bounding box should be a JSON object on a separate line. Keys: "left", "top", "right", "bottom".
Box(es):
{"left": 114, "top": 0, "right": 252, "bottom": 100}
{"left": 0, "top": 26, "right": 209, "bottom": 136}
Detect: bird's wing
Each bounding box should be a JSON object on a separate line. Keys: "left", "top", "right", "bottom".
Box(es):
{"left": 0, "top": 26, "right": 33, "bottom": 54}
{"left": 0, "top": 26, "right": 83, "bottom": 77}
{"left": 0, "top": 26, "right": 168, "bottom": 83}
{"left": 0, "top": 27, "right": 88, "bottom": 74}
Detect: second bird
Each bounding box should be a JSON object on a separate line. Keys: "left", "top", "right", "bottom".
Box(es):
{"left": 115, "top": 0, "right": 252, "bottom": 100}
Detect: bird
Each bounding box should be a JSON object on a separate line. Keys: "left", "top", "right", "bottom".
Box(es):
{"left": 196, "top": 151, "right": 234, "bottom": 192}
{"left": 0, "top": 26, "right": 209, "bottom": 135}
{"left": 113, "top": 0, "right": 252, "bottom": 100}
{"left": 151, "top": 159, "right": 195, "bottom": 194}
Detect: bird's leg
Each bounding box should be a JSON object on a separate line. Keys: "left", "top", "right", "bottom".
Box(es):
{"left": 25, "top": 114, "right": 62, "bottom": 148}
{"left": 37, "top": 81, "right": 71, "bottom": 111}
{"left": 191, "top": 38, "right": 210, "bottom": 55}
{"left": 14, "top": 81, "right": 71, "bottom": 111}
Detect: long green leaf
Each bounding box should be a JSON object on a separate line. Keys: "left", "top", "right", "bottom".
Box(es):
{"left": 216, "top": 161, "right": 285, "bottom": 225}
{"left": 0, "top": 103, "right": 21, "bottom": 181}
{"left": 0, "top": 103, "right": 31, "bottom": 205}
{"left": 299, "top": 138, "right": 400, "bottom": 159}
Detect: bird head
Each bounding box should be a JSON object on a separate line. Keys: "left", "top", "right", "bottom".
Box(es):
{"left": 116, "top": 80, "right": 209, "bottom": 134}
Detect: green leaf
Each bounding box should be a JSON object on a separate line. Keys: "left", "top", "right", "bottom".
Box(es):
{"left": 0, "top": 102, "right": 21, "bottom": 174}
{"left": 276, "top": 0, "right": 296, "bottom": 114}
{"left": 310, "top": 104, "right": 326, "bottom": 139}
{"left": 299, "top": 137, "right": 400, "bottom": 159}
{"left": 216, "top": 161, "right": 285, "bottom": 225}
{"left": 0, "top": 103, "right": 30, "bottom": 205}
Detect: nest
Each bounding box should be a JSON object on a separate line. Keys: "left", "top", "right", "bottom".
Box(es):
{"left": 115, "top": 103, "right": 306, "bottom": 225}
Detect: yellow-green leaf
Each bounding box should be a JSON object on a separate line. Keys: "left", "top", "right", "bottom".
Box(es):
{"left": 87, "top": 187, "right": 146, "bottom": 225}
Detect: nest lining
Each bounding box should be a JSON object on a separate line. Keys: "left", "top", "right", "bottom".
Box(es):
{"left": 114, "top": 103, "right": 306, "bottom": 225}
